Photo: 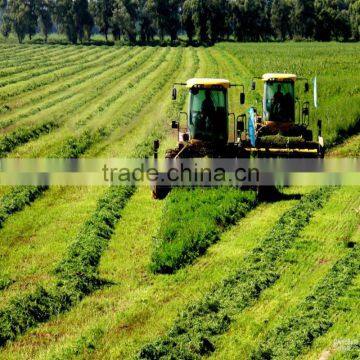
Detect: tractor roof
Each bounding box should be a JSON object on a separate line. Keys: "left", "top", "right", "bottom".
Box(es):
{"left": 262, "top": 73, "right": 297, "bottom": 82}
{"left": 186, "top": 78, "right": 231, "bottom": 89}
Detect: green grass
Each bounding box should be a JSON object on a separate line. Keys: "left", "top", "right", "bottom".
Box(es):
{"left": 220, "top": 42, "right": 360, "bottom": 147}
{"left": 0, "top": 45, "right": 192, "bottom": 346}
{"left": 138, "top": 188, "right": 333, "bottom": 359}
{"left": 150, "top": 188, "right": 257, "bottom": 274}
{"left": 0, "top": 42, "right": 358, "bottom": 358}
{"left": 209, "top": 187, "right": 360, "bottom": 359}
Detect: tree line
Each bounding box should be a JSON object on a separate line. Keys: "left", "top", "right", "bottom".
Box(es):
{"left": 0, "top": 0, "right": 359, "bottom": 44}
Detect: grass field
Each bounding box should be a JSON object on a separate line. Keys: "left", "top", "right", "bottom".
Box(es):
{"left": 0, "top": 41, "right": 359, "bottom": 359}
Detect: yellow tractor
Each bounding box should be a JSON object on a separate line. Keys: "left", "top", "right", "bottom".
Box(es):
{"left": 152, "top": 75, "right": 324, "bottom": 198}
{"left": 152, "top": 78, "right": 246, "bottom": 199}
{"left": 239, "top": 73, "right": 324, "bottom": 158}
{"left": 154, "top": 78, "right": 247, "bottom": 160}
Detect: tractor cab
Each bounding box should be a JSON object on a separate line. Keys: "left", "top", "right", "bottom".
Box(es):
{"left": 171, "top": 78, "right": 245, "bottom": 147}
{"left": 262, "top": 73, "right": 296, "bottom": 123}
{"left": 187, "top": 78, "right": 229, "bottom": 144}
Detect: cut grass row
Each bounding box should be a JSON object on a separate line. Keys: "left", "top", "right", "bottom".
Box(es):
{"left": 0, "top": 44, "right": 70, "bottom": 66}
{"left": 0, "top": 47, "right": 136, "bottom": 129}
{"left": 0, "top": 47, "right": 202, "bottom": 358}
{"left": 0, "top": 47, "right": 98, "bottom": 87}
{"left": 0, "top": 49, "right": 186, "bottom": 345}
{"left": 12, "top": 46, "right": 173, "bottom": 158}
{"left": 138, "top": 188, "right": 333, "bottom": 359}
{"left": 208, "top": 186, "right": 360, "bottom": 359}
{"left": 0, "top": 47, "right": 134, "bottom": 103}
{"left": 150, "top": 188, "right": 257, "bottom": 274}
{"left": 252, "top": 232, "right": 359, "bottom": 359}
{"left": 0, "top": 47, "right": 184, "bottom": 296}
{"left": 0, "top": 48, "right": 155, "bottom": 155}
{"left": 0, "top": 46, "right": 83, "bottom": 76}
{"left": 0, "top": 46, "right": 193, "bottom": 351}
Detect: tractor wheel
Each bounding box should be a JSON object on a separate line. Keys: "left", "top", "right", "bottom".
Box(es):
{"left": 152, "top": 185, "right": 171, "bottom": 200}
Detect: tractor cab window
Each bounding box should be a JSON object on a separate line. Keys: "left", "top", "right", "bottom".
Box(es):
{"left": 264, "top": 81, "right": 295, "bottom": 122}
{"left": 189, "top": 88, "right": 228, "bottom": 143}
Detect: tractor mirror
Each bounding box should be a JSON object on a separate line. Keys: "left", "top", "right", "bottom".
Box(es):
{"left": 240, "top": 92, "right": 245, "bottom": 105}
{"left": 305, "top": 82, "right": 309, "bottom": 93}
{"left": 172, "top": 120, "right": 179, "bottom": 129}
{"left": 154, "top": 139, "right": 160, "bottom": 150}
{"left": 183, "top": 133, "right": 189, "bottom": 142}
{"left": 251, "top": 81, "right": 256, "bottom": 90}
{"left": 172, "top": 87, "right": 177, "bottom": 100}
{"left": 237, "top": 120, "right": 245, "bottom": 132}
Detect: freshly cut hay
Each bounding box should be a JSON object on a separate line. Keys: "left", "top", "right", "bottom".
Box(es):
{"left": 256, "top": 135, "right": 319, "bottom": 149}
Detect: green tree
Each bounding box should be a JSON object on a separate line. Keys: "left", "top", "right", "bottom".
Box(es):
{"left": 271, "top": 0, "right": 291, "bottom": 40}
{"left": 55, "top": 0, "right": 93, "bottom": 44}
{"left": 54, "top": 0, "right": 78, "bottom": 43}
{"left": 89, "top": 0, "right": 113, "bottom": 41}
{"left": 3, "top": 0, "right": 37, "bottom": 42}
{"left": 74, "top": 0, "right": 94, "bottom": 42}
{"left": 349, "top": 0, "right": 359, "bottom": 39}
{"left": 36, "top": 0, "right": 54, "bottom": 42}
{"left": 151, "top": 0, "right": 180, "bottom": 42}
{"left": 182, "top": 0, "right": 195, "bottom": 42}
{"left": 111, "top": 0, "right": 137, "bottom": 42}
{"left": 293, "top": 0, "right": 316, "bottom": 38}
{"left": 192, "top": 0, "right": 208, "bottom": 42}
{"left": 138, "top": 0, "right": 156, "bottom": 42}
{"left": 314, "top": 0, "right": 351, "bottom": 40}
{"left": 208, "top": 0, "right": 227, "bottom": 43}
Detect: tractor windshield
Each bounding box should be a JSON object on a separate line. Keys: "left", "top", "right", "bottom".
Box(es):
{"left": 264, "top": 81, "right": 295, "bottom": 122}
{"left": 189, "top": 88, "right": 228, "bottom": 143}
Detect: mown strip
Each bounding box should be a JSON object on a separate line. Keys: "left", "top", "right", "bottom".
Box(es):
{"left": 150, "top": 188, "right": 257, "bottom": 274}
{"left": 0, "top": 47, "right": 93, "bottom": 87}
{"left": 0, "top": 129, "right": 104, "bottom": 228}
{"left": 0, "top": 121, "right": 59, "bottom": 157}
{"left": 251, "top": 240, "right": 360, "bottom": 359}
{"left": 0, "top": 46, "right": 81, "bottom": 77}
{"left": 0, "top": 47, "right": 134, "bottom": 102}
{"left": 0, "top": 48, "right": 153, "bottom": 151}
{"left": 0, "top": 47, "right": 189, "bottom": 347}
{"left": 0, "top": 47, "right": 136, "bottom": 129}
{"left": 0, "top": 47, "right": 169, "bottom": 228}
{"left": 137, "top": 188, "right": 333, "bottom": 359}
{"left": 0, "top": 186, "right": 135, "bottom": 347}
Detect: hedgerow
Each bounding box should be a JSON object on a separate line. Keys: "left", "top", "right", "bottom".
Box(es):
{"left": 138, "top": 188, "right": 333, "bottom": 359}
{"left": 251, "top": 242, "right": 360, "bottom": 359}
{"left": 150, "top": 187, "right": 258, "bottom": 274}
